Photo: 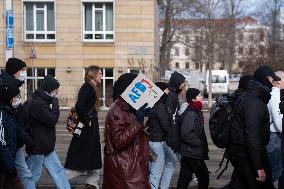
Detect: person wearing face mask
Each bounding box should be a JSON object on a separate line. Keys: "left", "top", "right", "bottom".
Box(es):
{"left": 24, "top": 75, "right": 71, "bottom": 189}
{"left": 0, "top": 58, "right": 37, "bottom": 189}
{"left": 65, "top": 66, "right": 102, "bottom": 189}
{"left": 225, "top": 65, "right": 278, "bottom": 189}
{"left": 176, "top": 88, "right": 209, "bottom": 189}
{"left": 0, "top": 83, "right": 24, "bottom": 189}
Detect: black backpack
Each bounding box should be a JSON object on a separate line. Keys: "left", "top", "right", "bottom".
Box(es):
{"left": 209, "top": 94, "right": 235, "bottom": 149}
{"left": 209, "top": 93, "right": 236, "bottom": 179}
{"left": 167, "top": 107, "right": 189, "bottom": 152}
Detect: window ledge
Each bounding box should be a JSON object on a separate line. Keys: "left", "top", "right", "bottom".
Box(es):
{"left": 82, "top": 41, "right": 115, "bottom": 47}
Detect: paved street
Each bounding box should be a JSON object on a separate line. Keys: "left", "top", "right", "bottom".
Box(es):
{"left": 37, "top": 109, "right": 232, "bottom": 189}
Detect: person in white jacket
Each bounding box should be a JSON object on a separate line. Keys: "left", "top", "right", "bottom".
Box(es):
{"left": 266, "top": 71, "right": 284, "bottom": 185}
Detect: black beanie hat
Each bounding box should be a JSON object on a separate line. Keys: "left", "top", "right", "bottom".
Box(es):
{"left": 168, "top": 71, "right": 186, "bottom": 91}
{"left": 0, "top": 83, "right": 20, "bottom": 103}
{"left": 238, "top": 75, "right": 254, "bottom": 90}
{"left": 186, "top": 88, "right": 200, "bottom": 101}
{"left": 5, "top": 58, "right": 27, "bottom": 76}
{"left": 42, "top": 75, "right": 60, "bottom": 92}
{"left": 155, "top": 82, "right": 168, "bottom": 91}
{"left": 113, "top": 73, "right": 137, "bottom": 102}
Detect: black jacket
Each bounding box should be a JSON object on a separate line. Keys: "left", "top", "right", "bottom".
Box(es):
{"left": 146, "top": 96, "right": 171, "bottom": 142}
{"left": 179, "top": 106, "right": 209, "bottom": 160}
{"left": 230, "top": 80, "right": 271, "bottom": 171}
{"left": 65, "top": 82, "right": 102, "bottom": 170}
{"left": 0, "top": 102, "right": 17, "bottom": 173}
{"left": 25, "top": 89, "right": 59, "bottom": 155}
{"left": 0, "top": 71, "right": 34, "bottom": 149}
{"left": 280, "top": 89, "right": 284, "bottom": 167}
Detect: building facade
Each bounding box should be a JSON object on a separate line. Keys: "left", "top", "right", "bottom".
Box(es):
{"left": 0, "top": 0, "right": 160, "bottom": 107}
{"left": 168, "top": 17, "right": 269, "bottom": 75}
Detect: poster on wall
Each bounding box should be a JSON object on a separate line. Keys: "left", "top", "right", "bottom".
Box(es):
{"left": 121, "top": 74, "right": 164, "bottom": 110}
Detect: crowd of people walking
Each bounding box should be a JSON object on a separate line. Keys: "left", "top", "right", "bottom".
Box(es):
{"left": 0, "top": 57, "right": 284, "bottom": 189}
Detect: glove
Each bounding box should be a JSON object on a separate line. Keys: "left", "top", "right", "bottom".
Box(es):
{"left": 135, "top": 103, "right": 153, "bottom": 124}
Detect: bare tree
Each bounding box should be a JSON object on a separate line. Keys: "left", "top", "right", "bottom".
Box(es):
{"left": 159, "top": 0, "right": 195, "bottom": 77}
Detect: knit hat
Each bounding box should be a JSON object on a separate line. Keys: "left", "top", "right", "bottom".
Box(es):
{"left": 186, "top": 88, "right": 200, "bottom": 101}
{"left": 155, "top": 82, "right": 168, "bottom": 91}
{"left": 238, "top": 75, "right": 254, "bottom": 90}
{"left": 42, "top": 75, "right": 60, "bottom": 92}
{"left": 168, "top": 71, "right": 186, "bottom": 91}
{"left": 0, "top": 83, "right": 20, "bottom": 103}
{"left": 113, "top": 73, "right": 137, "bottom": 102}
{"left": 5, "top": 58, "right": 27, "bottom": 76}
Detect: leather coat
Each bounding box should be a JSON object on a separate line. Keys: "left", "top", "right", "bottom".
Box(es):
{"left": 103, "top": 98, "right": 151, "bottom": 189}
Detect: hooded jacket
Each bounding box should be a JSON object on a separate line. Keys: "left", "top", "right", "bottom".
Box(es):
{"left": 230, "top": 80, "right": 271, "bottom": 171}
{"left": 25, "top": 89, "right": 59, "bottom": 155}
{"left": 0, "top": 102, "right": 17, "bottom": 173}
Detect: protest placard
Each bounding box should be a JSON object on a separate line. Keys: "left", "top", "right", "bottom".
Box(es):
{"left": 121, "top": 74, "right": 164, "bottom": 110}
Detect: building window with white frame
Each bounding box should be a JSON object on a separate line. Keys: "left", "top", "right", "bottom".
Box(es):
{"left": 83, "top": 1, "right": 114, "bottom": 42}
{"left": 24, "top": 2, "right": 55, "bottom": 42}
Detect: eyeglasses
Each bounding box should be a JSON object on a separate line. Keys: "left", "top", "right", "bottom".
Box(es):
{"left": 15, "top": 94, "right": 21, "bottom": 98}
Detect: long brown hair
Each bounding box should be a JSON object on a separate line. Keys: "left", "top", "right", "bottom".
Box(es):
{"left": 84, "top": 65, "right": 101, "bottom": 112}
{"left": 84, "top": 65, "right": 101, "bottom": 82}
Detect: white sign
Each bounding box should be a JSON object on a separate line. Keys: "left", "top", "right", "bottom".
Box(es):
{"left": 121, "top": 74, "right": 164, "bottom": 110}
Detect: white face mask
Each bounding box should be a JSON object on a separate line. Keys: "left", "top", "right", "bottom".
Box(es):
{"left": 12, "top": 96, "right": 21, "bottom": 108}
{"left": 17, "top": 70, "right": 27, "bottom": 81}
{"left": 50, "top": 91, "right": 58, "bottom": 98}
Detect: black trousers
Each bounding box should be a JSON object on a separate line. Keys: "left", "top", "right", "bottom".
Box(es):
{"left": 227, "top": 146, "right": 275, "bottom": 189}
{"left": 177, "top": 156, "right": 209, "bottom": 189}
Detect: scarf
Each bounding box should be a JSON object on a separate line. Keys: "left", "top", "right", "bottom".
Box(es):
{"left": 187, "top": 101, "right": 204, "bottom": 126}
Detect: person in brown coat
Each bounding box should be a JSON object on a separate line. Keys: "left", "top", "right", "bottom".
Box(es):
{"left": 102, "top": 73, "right": 152, "bottom": 189}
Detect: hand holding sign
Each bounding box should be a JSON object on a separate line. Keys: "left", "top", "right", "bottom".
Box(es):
{"left": 121, "top": 74, "right": 164, "bottom": 110}
{"left": 135, "top": 103, "right": 153, "bottom": 124}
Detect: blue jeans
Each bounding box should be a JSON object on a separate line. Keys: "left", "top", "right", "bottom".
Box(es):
{"left": 14, "top": 147, "right": 36, "bottom": 189}
{"left": 149, "top": 141, "right": 177, "bottom": 189}
{"left": 266, "top": 132, "right": 282, "bottom": 182}
{"left": 26, "top": 151, "right": 71, "bottom": 189}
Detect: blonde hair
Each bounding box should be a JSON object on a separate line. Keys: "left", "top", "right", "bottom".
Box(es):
{"left": 84, "top": 66, "right": 101, "bottom": 82}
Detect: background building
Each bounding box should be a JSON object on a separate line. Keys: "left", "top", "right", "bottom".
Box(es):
{"left": 0, "top": 0, "right": 160, "bottom": 108}
{"left": 167, "top": 17, "right": 269, "bottom": 75}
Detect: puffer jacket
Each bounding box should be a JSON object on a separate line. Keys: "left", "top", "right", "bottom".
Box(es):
{"left": 230, "top": 80, "right": 271, "bottom": 171}
{"left": 0, "top": 102, "right": 17, "bottom": 173}
{"left": 25, "top": 89, "right": 59, "bottom": 155}
{"left": 179, "top": 103, "right": 209, "bottom": 160}
{"left": 103, "top": 98, "right": 151, "bottom": 189}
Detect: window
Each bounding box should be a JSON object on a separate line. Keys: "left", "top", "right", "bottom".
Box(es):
{"left": 185, "top": 62, "right": 189, "bottom": 69}
{"left": 185, "top": 36, "right": 190, "bottom": 43}
{"left": 175, "top": 48, "right": 179, "bottom": 56}
{"left": 175, "top": 62, "right": 179, "bottom": 68}
{"left": 185, "top": 48, "right": 190, "bottom": 56}
{"left": 25, "top": 68, "right": 55, "bottom": 99}
{"left": 249, "top": 47, "right": 254, "bottom": 55}
{"left": 83, "top": 2, "right": 114, "bottom": 42}
{"left": 212, "top": 75, "right": 226, "bottom": 83}
{"left": 238, "top": 47, "right": 243, "bottom": 55}
{"left": 259, "top": 45, "right": 264, "bottom": 55}
{"left": 238, "top": 34, "right": 243, "bottom": 42}
{"left": 259, "top": 30, "right": 264, "bottom": 41}
{"left": 24, "top": 2, "right": 55, "bottom": 41}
